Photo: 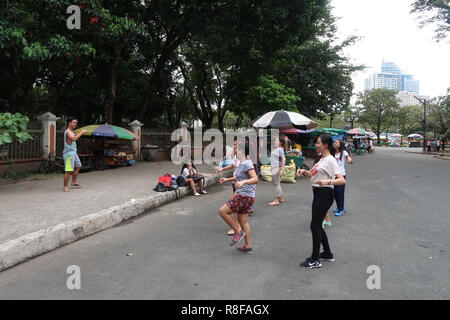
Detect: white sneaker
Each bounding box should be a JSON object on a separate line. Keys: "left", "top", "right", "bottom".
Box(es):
{"left": 201, "top": 190, "right": 208, "bottom": 194}
{"left": 194, "top": 193, "right": 201, "bottom": 196}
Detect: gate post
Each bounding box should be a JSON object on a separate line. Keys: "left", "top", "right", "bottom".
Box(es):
{"left": 38, "top": 112, "right": 60, "bottom": 158}
{"left": 130, "top": 120, "right": 143, "bottom": 160}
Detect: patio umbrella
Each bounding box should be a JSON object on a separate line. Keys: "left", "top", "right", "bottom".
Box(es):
{"left": 407, "top": 134, "right": 423, "bottom": 139}
{"left": 349, "top": 128, "right": 368, "bottom": 136}
{"left": 280, "top": 128, "right": 301, "bottom": 135}
{"left": 75, "top": 124, "right": 139, "bottom": 141}
{"left": 251, "top": 110, "right": 317, "bottom": 130}
{"left": 322, "top": 128, "right": 347, "bottom": 134}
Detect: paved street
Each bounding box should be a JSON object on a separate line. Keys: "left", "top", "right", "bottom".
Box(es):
{"left": 0, "top": 148, "right": 449, "bottom": 299}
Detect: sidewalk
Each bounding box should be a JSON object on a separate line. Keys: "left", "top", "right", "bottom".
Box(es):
{"left": 0, "top": 161, "right": 230, "bottom": 271}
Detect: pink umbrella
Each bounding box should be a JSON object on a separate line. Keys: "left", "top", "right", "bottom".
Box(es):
{"left": 280, "top": 128, "right": 300, "bottom": 135}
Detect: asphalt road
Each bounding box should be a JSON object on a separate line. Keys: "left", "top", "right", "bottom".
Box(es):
{"left": 0, "top": 148, "right": 449, "bottom": 299}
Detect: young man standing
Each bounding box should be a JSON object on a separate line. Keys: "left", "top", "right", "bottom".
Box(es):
{"left": 63, "top": 117, "right": 87, "bottom": 192}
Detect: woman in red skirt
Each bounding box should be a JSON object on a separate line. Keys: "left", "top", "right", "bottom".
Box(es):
{"left": 219, "top": 142, "right": 258, "bottom": 253}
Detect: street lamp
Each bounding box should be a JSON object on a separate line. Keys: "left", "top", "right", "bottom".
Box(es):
{"left": 413, "top": 96, "right": 427, "bottom": 152}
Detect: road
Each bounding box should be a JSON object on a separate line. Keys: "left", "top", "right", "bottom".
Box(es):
{"left": 0, "top": 148, "right": 449, "bottom": 299}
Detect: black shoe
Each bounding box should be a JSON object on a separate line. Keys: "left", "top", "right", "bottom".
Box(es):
{"left": 300, "top": 258, "right": 322, "bottom": 269}
{"left": 318, "top": 252, "right": 335, "bottom": 262}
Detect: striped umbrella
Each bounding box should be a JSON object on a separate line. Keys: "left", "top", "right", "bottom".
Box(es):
{"left": 251, "top": 110, "right": 317, "bottom": 130}
{"left": 349, "top": 128, "right": 368, "bottom": 136}
{"left": 75, "top": 124, "right": 139, "bottom": 141}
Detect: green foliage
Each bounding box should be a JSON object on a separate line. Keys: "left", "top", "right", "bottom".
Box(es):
{"left": 0, "top": 112, "right": 33, "bottom": 145}
{"left": 396, "top": 105, "right": 424, "bottom": 136}
{"left": 428, "top": 93, "right": 450, "bottom": 136}
{"left": 244, "top": 75, "right": 301, "bottom": 116}
{"left": 411, "top": 0, "right": 450, "bottom": 41}
{"left": 357, "top": 89, "right": 400, "bottom": 141}
{"left": 0, "top": 0, "right": 362, "bottom": 132}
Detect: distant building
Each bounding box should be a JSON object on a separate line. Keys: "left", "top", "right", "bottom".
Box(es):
{"left": 396, "top": 91, "right": 430, "bottom": 107}
{"left": 364, "top": 61, "right": 420, "bottom": 94}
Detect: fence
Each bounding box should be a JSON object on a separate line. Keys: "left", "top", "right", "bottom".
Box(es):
{"left": 55, "top": 131, "right": 94, "bottom": 157}
{"left": 2, "top": 128, "right": 174, "bottom": 163}
{"left": 141, "top": 131, "right": 173, "bottom": 148}
{"left": 0, "top": 129, "right": 43, "bottom": 162}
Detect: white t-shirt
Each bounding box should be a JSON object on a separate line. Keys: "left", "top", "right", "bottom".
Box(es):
{"left": 310, "top": 155, "right": 342, "bottom": 189}
{"left": 334, "top": 151, "right": 349, "bottom": 176}
{"left": 182, "top": 167, "right": 196, "bottom": 178}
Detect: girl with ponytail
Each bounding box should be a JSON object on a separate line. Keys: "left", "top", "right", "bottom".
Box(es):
{"left": 296, "top": 134, "right": 346, "bottom": 269}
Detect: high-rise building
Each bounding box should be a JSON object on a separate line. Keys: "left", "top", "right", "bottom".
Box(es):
{"left": 364, "top": 62, "right": 420, "bottom": 94}
{"left": 396, "top": 91, "right": 430, "bottom": 107}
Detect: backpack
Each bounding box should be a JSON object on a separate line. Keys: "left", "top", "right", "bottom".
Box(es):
{"left": 153, "top": 182, "right": 168, "bottom": 192}
{"left": 170, "top": 176, "right": 179, "bottom": 191}
{"left": 176, "top": 175, "right": 186, "bottom": 187}
{"left": 158, "top": 174, "right": 172, "bottom": 187}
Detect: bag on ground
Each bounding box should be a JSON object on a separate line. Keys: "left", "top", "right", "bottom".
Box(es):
{"left": 260, "top": 165, "right": 273, "bottom": 182}
{"left": 281, "top": 161, "right": 296, "bottom": 184}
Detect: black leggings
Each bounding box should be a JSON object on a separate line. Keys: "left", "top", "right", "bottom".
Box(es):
{"left": 310, "top": 187, "right": 335, "bottom": 260}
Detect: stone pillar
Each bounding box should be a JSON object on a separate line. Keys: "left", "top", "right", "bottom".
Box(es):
{"left": 130, "top": 120, "right": 143, "bottom": 160}
{"left": 38, "top": 112, "right": 60, "bottom": 158}
{"left": 181, "top": 122, "right": 188, "bottom": 142}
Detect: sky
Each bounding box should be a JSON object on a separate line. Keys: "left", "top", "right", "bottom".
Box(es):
{"left": 331, "top": 0, "right": 450, "bottom": 99}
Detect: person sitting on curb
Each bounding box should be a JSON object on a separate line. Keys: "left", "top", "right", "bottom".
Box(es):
{"left": 181, "top": 162, "right": 207, "bottom": 196}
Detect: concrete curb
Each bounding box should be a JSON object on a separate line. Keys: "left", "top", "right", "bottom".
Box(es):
{"left": 0, "top": 171, "right": 232, "bottom": 272}
{"left": 433, "top": 155, "right": 450, "bottom": 162}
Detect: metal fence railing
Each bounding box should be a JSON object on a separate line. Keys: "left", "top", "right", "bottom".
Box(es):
{"left": 0, "top": 129, "right": 43, "bottom": 162}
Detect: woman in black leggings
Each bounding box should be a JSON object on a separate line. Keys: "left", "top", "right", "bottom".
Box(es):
{"left": 296, "top": 134, "right": 346, "bottom": 269}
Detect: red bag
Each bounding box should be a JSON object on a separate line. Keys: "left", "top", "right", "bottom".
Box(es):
{"left": 158, "top": 175, "right": 172, "bottom": 187}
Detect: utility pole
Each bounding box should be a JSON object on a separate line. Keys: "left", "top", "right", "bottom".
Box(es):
{"left": 413, "top": 96, "right": 427, "bottom": 153}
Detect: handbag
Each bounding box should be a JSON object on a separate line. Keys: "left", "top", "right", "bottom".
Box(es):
{"left": 158, "top": 174, "right": 172, "bottom": 187}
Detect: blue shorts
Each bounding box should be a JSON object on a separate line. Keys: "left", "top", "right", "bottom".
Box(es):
{"left": 65, "top": 154, "right": 82, "bottom": 172}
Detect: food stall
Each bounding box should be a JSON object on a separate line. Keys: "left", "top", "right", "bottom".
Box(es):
{"left": 75, "top": 124, "right": 138, "bottom": 170}
{"left": 251, "top": 110, "right": 318, "bottom": 171}
{"left": 407, "top": 134, "right": 423, "bottom": 148}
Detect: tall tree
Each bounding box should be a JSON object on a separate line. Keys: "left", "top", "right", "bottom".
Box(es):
{"left": 411, "top": 0, "right": 450, "bottom": 41}
{"left": 357, "top": 89, "right": 400, "bottom": 144}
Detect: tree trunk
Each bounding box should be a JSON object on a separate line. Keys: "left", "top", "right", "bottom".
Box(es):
{"left": 138, "top": 31, "right": 188, "bottom": 120}
{"left": 106, "top": 43, "right": 121, "bottom": 124}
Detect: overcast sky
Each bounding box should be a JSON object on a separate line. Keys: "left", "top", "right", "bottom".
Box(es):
{"left": 331, "top": 0, "right": 450, "bottom": 99}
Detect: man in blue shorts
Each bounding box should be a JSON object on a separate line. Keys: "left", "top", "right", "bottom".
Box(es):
{"left": 63, "top": 117, "right": 87, "bottom": 192}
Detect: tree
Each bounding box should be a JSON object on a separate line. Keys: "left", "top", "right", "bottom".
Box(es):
{"left": 0, "top": 1, "right": 96, "bottom": 115}
{"left": 341, "top": 106, "right": 360, "bottom": 129}
{"left": 411, "top": 0, "right": 450, "bottom": 41}
{"left": 357, "top": 89, "right": 400, "bottom": 144}
{"left": 243, "top": 75, "right": 301, "bottom": 119}
{"left": 396, "top": 105, "right": 424, "bottom": 136}
{"left": 0, "top": 112, "right": 33, "bottom": 146}
{"left": 428, "top": 94, "right": 450, "bottom": 138}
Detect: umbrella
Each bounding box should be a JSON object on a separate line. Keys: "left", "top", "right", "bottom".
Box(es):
{"left": 407, "top": 134, "right": 423, "bottom": 139}
{"left": 349, "top": 128, "right": 368, "bottom": 136}
{"left": 391, "top": 134, "right": 403, "bottom": 137}
{"left": 322, "top": 128, "right": 347, "bottom": 134}
{"left": 75, "top": 124, "right": 139, "bottom": 141}
{"left": 280, "top": 128, "right": 301, "bottom": 135}
{"left": 252, "top": 110, "right": 317, "bottom": 130}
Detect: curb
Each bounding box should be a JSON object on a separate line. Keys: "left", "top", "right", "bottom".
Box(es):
{"left": 0, "top": 170, "right": 232, "bottom": 272}
{"left": 433, "top": 155, "right": 450, "bottom": 162}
